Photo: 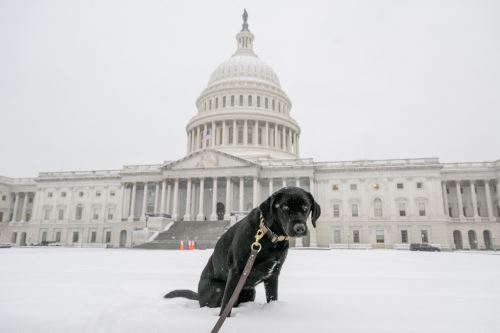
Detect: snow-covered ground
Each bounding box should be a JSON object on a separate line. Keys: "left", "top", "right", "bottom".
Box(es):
{"left": 1, "top": 248, "right": 499, "bottom": 333}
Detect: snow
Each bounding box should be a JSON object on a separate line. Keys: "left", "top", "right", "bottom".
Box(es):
{"left": 1, "top": 248, "right": 499, "bottom": 333}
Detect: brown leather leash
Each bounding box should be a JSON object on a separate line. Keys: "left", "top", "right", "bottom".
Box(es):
{"left": 210, "top": 225, "right": 265, "bottom": 333}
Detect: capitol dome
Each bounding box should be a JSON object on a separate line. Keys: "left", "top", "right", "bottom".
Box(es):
{"left": 185, "top": 10, "right": 301, "bottom": 161}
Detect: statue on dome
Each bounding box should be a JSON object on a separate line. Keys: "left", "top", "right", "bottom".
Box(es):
{"left": 241, "top": 9, "right": 249, "bottom": 31}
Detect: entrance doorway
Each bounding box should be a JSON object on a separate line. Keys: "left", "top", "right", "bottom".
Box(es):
{"left": 468, "top": 230, "right": 477, "bottom": 249}
{"left": 453, "top": 230, "right": 463, "bottom": 250}
{"left": 20, "top": 232, "right": 27, "bottom": 246}
{"left": 11, "top": 232, "right": 17, "bottom": 244}
{"left": 119, "top": 230, "right": 127, "bottom": 247}
{"left": 483, "top": 230, "right": 493, "bottom": 250}
{"left": 216, "top": 202, "right": 225, "bottom": 220}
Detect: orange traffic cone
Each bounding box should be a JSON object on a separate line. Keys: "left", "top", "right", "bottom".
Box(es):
{"left": 179, "top": 240, "right": 184, "bottom": 251}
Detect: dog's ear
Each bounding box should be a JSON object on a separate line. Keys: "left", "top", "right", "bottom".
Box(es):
{"left": 259, "top": 192, "right": 278, "bottom": 226}
{"left": 307, "top": 192, "right": 321, "bottom": 228}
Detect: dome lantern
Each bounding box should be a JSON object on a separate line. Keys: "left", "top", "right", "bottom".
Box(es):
{"left": 235, "top": 9, "right": 255, "bottom": 56}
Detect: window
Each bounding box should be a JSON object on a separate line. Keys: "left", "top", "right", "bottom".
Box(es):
{"left": 61, "top": 192, "right": 66, "bottom": 198}
{"left": 110, "top": 191, "right": 115, "bottom": 197}
{"left": 331, "top": 184, "right": 339, "bottom": 191}
{"left": 272, "top": 99, "right": 275, "bottom": 110}
{"left": 421, "top": 230, "right": 429, "bottom": 243}
{"left": 374, "top": 198, "right": 383, "bottom": 217}
{"left": 401, "top": 230, "right": 408, "bottom": 243}
{"left": 147, "top": 203, "right": 154, "bottom": 213}
{"left": 248, "top": 95, "right": 252, "bottom": 106}
{"left": 265, "top": 97, "right": 268, "bottom": 109}
{"left": 215, "top": 97, "right": 218, "bottom": 109}
{"left": 96, "top": 191, "right": 101, "bottom": 197}
{"left": 230, "top": 95, "right": 235, "bottom": 106}
{"left": 353, "top": 230, "right": 360, "bottom": 243}
{"left": 351, "top": 204, "right": 359, "bottom": 217}
{"left": 44, "top": 208, "right": 51, "bottom": 220}
{"left": 0, "top": 212, "right": 3, "bottom": 222}
{"left": 372, "top": 183, "right": 380, "bottom": 190}
{"left": 72, "top": 232, "right": 79, "bottom": 243}
{"left": 1, "top": 195, "right": 5, "bottom": 201}
{"left": 79, "top": 191, "right": 84, "bottom": 197}
{"left": 209, "top": 99, "right": 212, "bottom": 110}
{"left": 333, "top": 204, "right": 340, "bottom": 217}
{"left": 90, "top": 231, "right": 97, "bottom": 243}
{"left": 75, "top": 206, "right": 83, "bottom": 220}
{"left": 397, "top": 183, "right": 404, "bottom": 189}
{"left": 460, "top": 187, "right": 463, "bottom": 194}
{"left": 278, "top": 102, "right": 281, "bottom": 112}
{"left": 418, "top": 202, "right": 426, "bottom": 216}
{"left": 26, "top": 212, "right": 31, "bottom": 221}
{"left": 333, "top": 230, "right": 341, "bottom": 244}
{"left": 257, "top": 96, "right": 261, "bottom": 107}
{"left": 237, "top": 125, "right": 244, "bottom": 144}
{"left": 239, "top": 95, "right": 243, "bottom": 106}
{"left": 416, "top": 182, "right": 423, "bottom": 189}
{"left": 28, "top": 197, "right": 33, "bottom": 203}
{"left": 55, "top": 231, "right": 61, "bottom": 242}
{"left": 107, "top": 207, "right": 115, "bottom": 220}
{"left": 398, "top": 203, "right": 406, "bottom": 217}
{"left": 223, "top": 96, "right": 226, "bottom": 107}
{"left": 41, "top": 231, "right": 47, "bottom": 242}
{"left": 92, "top": 208, "right": 99, "bottom": 220}
{"left": 376, "top": 230, "right": 385, "bottom": 243}
{"left": 350, "top": 184, "right": 357, "bottom": 191}
{"left": 58, "top": 209, "right": 64, "bottom": 220}
{"left": 463, "top": 207, "right": 467, "bottom": 216}
{"left": 105, "top": 231, "right": 112, "bottom": 243}
{"left": 446, "top": 187, "right": 449, "bottom": 194}
{"left": 448, "top": 206, "right": 452, "bottom": 217}
{"left": 48, "top": 192, "right": 53, "bottom": 198}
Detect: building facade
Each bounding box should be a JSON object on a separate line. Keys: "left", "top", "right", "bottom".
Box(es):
{"left": 1, "top": 12, "right": 499, "bottom": 250}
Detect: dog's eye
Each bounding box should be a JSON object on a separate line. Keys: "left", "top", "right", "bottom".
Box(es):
{"left": 302, "top": 205, "right": 309, "bottom": 212}
{"left": 282, "top": 205, "right": 289, "bottom": 211}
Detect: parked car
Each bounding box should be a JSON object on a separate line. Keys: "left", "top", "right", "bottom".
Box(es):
{"left": 410, "top": 243, "right": 441, "bottom": 252}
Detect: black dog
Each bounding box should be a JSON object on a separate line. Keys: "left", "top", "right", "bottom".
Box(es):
{"left": 164, "top": 186, "right": 321, "bottom": 314}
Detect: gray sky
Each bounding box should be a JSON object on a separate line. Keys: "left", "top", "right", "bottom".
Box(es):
{"left": 1, "top": 0, "right": 499, "bottom": 178}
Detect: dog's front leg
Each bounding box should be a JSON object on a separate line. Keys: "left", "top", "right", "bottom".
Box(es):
{"left": 219, "top": 268, "right": 241, "bottom": 316}
{"left": 264, "top": 274, "right": 279, "bottom": 302}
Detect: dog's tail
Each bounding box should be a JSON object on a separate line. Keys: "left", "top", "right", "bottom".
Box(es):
{"left": 164, "top": 289, "right": 199, "bottom": 300}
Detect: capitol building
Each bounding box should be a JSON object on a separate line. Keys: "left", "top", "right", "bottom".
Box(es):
{"left": 1, "top": 12, "right": 499, "bottom": 250}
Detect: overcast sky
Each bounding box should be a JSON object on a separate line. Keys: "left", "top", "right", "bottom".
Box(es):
{"left": 1, "top": 0, "right": 499, "bottom": 178}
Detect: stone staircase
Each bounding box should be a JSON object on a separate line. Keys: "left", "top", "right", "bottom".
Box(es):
{"left": 135, "top": 220, "right": 231, "bottom": 250}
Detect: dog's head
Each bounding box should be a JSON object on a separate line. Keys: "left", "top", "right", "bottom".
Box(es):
{"left": 259, "top": 186, "right": 321, "bottom": 237}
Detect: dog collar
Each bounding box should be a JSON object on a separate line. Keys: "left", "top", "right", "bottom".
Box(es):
{"left": 259, "top": 213, "right": 290, "bottom": 243}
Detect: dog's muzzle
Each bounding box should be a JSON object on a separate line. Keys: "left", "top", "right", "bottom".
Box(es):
{"left": 292, "top": 222, "right": 307, "bottom": 236}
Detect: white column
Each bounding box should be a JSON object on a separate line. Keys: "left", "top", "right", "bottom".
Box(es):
{"left": 166, "top": 182, "right": 172, "bottom": 215}
{"left": 129, "top": 183, "right": 137, "bottom": 220}
{"left": 269, "top": 178, "right": 274, "bottom": 195}
{"left": 252, "top": 177, "right": 259, "bottom": 208}
{"left": 265, "top": 122, "right": 269, "bottom": 147}
{"left": 274, "top": 123, "right": 279, "bottom": 148}
{"left": 11, "top": 193, "right": 19, "bottom": 222}
{"left": 296, "top": 133, "right": 300, "bottom": 155}
{"left": 456, "top": 182, "right": 464, "bottom": 218}
{"left": 210, "top": 177, "right": 218, "bottom": 220}
{"left": 442, "top": 182, "right": 449, "bottom": 217}
{"left": 184, "top": 178, "right": 192, "bottom": 221}
{"left": 224, "top": 177, "right": 231, "bottom": 220}
{"left": 282, "top": 126, "right": 286, "bottom": 150}
{"left": 232, "top": 120, "right": 237, "bottom": 145}
{"left": 197, "top": 178, "right": 205, "bottom": 221}
{"left": 243, "top": 120, "right": 248, "bottom": 145}
{"left": 196, "top": 127, "right": 200, "bottom": 150}
{"left": 470, "top": 181, "right": 479, "bottom": 219}
{"left": 187, "top": 130, "right": 191, "bottom": 153}
{"left": 239, "top": 177, "right": 244, "bottom": 212}
{"left": 308, "top": 177, "right": 318, "bottom": 247}
{"left": 154, "top": 182, "right": 160, "bottom": 213}
{"left": 141, "top": 182, "right": 148, "bottom": 219}
{"left": 287, "top": 128, "right": 292, "bottom": 152}
{"left": 116, "top": 184, "right": 125, "bottom": 221}
{"left": 211, "top": 121, "right": 216, "bottom": 147}
{"left": 484, "top": 180, "right": 494, "bottom": 221}
{"left": 254, "top": 121, "right": 259, "bottom": 146}
{"left": 31, "top": 189, "right": 40, "bottom": 222}
{"left": 202, "top": 124, "right": 207, "bottom": 148}
{"left": 172, "top": 179, "right": 179, "bottom": 220}
{"left": 222, "top": 121, "right": 227, "bottom": 146}
{"left": 160, "top": 180, "right": 166, "bottom": 214}
{"left": 20, "top": 193, "right": 28, "bottom": 222}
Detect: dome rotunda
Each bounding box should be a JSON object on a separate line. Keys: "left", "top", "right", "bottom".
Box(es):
{"left": 185, "top": 10, "right": 301, "bottom": 161}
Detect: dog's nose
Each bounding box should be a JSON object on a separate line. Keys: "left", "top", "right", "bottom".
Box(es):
{"left": 293, "top": 223, "right": 306, "bottom": 235}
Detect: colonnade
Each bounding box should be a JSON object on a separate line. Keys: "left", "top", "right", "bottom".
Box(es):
{"left": 187, "top": 120, "right": 299, "bottom": 155}
{"left": 9, "top": 192, "right": 33, "bottom": 222}
{"left": 442, "top": 179, "right": 499, "bottom": 221}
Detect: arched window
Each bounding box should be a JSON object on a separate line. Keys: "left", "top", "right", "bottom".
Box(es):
{"left": 222, "top": 96, "right": 226, "bottom": 107}
{"left": 209, "top": 99, "right": 212, "bottom": 110}
{"left": 203, "top": 101, "right": 206, "bottom": 111}
{"left": 374, "top": 198, "right": 383, "bottom": 217}
{"left": 265, "top": 97, "right": 268, "bottom": 109}
{"left": 230, "top": 95, "right": 235, "bottom": 106}
{"left": 248, "top": 95, "right": 252, "bottom": 106}
{"left": 272, "top": 99, "right": 275, "bottom": 110}
{"left": 239, "top": 95, "right": 243, "bottom": 106}
{"left": 278, "top": 102, "right": 281, "bottom": 112}
{"left": 215, "top": 97, "right": 218, "bottom": 109}
{"left": 257, "top": 96, "right": 261, "bottom": 107}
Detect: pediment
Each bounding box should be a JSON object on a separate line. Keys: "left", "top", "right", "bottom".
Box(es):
{"left": 167, "top": 149, "right": 258, "bottom": 170}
